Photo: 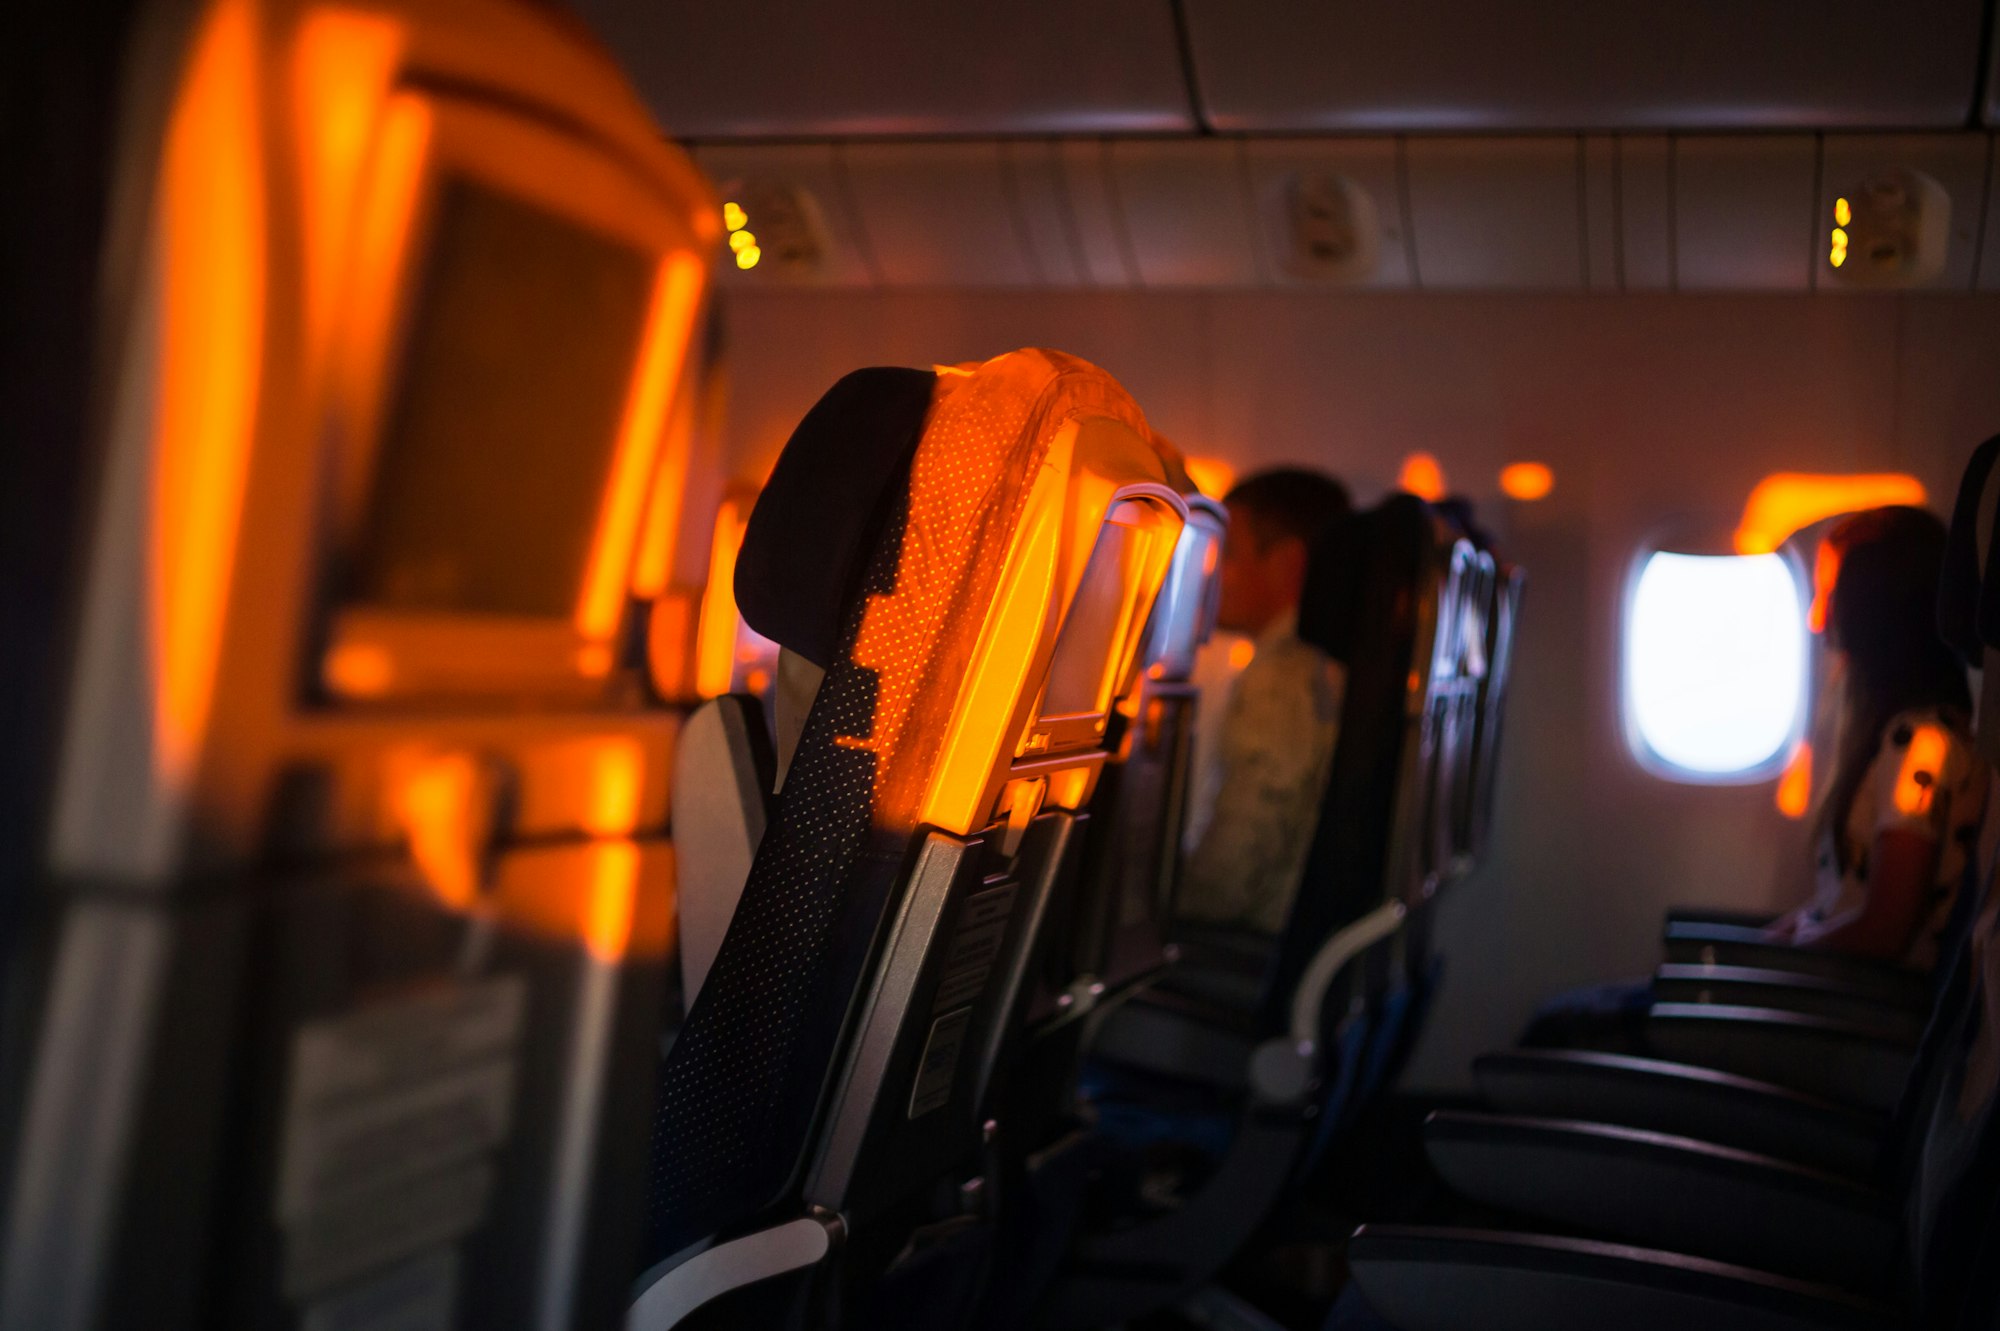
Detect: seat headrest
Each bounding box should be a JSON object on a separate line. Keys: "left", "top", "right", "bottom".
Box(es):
{"left": 734, "top": 367, "right": 937, "bottom": 669}
{"left": 1941, "top": 434, "right": 2000, "bottom": 663}
{"left": 1297, "top": 493, "right": 1435, "bottom": 666}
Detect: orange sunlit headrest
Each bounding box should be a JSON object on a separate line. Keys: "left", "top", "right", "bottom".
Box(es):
{"left": 734, "top": 367, "right": 937, "bottom": 669}
{"left": 1733, "top": 472, "right": 1926, "bottom": 555}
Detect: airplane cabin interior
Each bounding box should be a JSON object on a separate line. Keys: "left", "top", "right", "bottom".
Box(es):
{"left": 11, "top": 2, "right": 2000, "bottom": 1329}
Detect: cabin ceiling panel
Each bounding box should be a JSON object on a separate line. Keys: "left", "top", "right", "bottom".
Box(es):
{"left": 1403, "top": 138, "right": 1584, "bottom": 289}
{"left": 1181, "top": 0, "right": 1986, "bottom": 133}
{"left": 1673, "top": 136, "right": 1819, "bottom": 291}
{"left": 572, "top": 0, "right": 1194, "bottom": 138}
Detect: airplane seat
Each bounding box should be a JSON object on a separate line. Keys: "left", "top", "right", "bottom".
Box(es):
{"left": 628, "top": 352, "right": 1189, "bottom": 1330}
{"left": 1070, "top": 492, "right": 1229, "bottom": 1001}
{"left": 1033, "top": 495, "right": 1465, "bottom": 1328}
{"left": 668, "top": 693, "right": 774, "bottom": 1018}
{"left": 968, "top": 489, "right": 1227, "bottom": 1331}
{"left": 1336, "top": 437, "right": 2000, "bottom": 1331}
{"left": 0, "top": 2, "right": 718, "bottom": 1328}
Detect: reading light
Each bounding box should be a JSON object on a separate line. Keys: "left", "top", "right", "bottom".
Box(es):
{"left": 1834, "top": 197, "right": 1852, "bottom": 227}
{"left": 728, "top": 229, "right": 755, "bottom": 253}
{"left": 1499, "top": 461, "right": 1554, "bottom": 501}
{"left": 734, "top": 244, "right": 761, "bottom": 271}
{"left": 722, "top": 200, "right": 746, "bottom": 231}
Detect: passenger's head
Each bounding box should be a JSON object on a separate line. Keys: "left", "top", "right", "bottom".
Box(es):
{"left": 1218, "top": 468, "right": 1351, "bottom": 635}
{"left": 1823, "top": 505, "right": 1969, "bottom": 723}
{"left": 1816, "top": 505, "right": 1971, "bottom": 845}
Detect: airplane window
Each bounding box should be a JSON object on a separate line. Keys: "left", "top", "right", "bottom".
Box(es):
{"left": 1624, "top": 550, "right": 1806, "bottom": 779}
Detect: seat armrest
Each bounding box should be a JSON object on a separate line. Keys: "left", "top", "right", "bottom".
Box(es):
{"left": 1660, "top": 928, "right": 1929, "bottom": 1005}
{"left": 1347, "top": 1225, "right": 1892, "bottom": 1331}
{"left": 1422, "top": 1112, "right": 1895, "bottom": 1291}
{"left": 1644, "top": 1005, "right": 1917, "bottom": 1113}
{"left": 626, "top": 1215, "right": 839, "bottom": 1330}
{"left": 1652, "top": 964, "right": 1927, "bottom": 1034}
{"left": 1473, "top": 1050, "right": 1884, "bottom": 1178}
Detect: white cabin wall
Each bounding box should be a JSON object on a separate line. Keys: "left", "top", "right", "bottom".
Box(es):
{"left": 714, "top": 288, "right": 2000, "bottom": 1089}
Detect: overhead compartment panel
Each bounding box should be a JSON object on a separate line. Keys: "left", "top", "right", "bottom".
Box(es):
{"left": 1183, "top": 0, "right": 1984, "bottom": 133}
{"left": 839, "top": 143, "right": 1037, "bottom": 287}
{"left": 1242, "top": 140, "right": 1413, "bottom": 289}
{"left": 1816, "top": 135, "right": 1988, "bottom": 292}
{"left": 1404, "top": 138, "right": 1584, "bottom": 290}
{"left": 1109, "top": 141, "right": 1262, "bottom": 288}
{"left": 1056, "top": 141, "right": 1139, "bottom": 288}
{"left": 693, "top": 144, "right": 877, "bottom": 288}
{"left": 574, "top": 0, "right": 1194, "bottom": 138}
{"left": 1615, "top": 137, "right": 1675, "bottom": 291}
{"left": 1673, "top": 136, "right": 1817, "bottom": 291}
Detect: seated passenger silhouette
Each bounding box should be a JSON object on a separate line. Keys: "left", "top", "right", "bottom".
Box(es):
{"left": 1525, "top": 506, "right": 1988, "bottom": 1049}
{"left": 1179, "top": 468, "right": 1351, "bottom": 934}
{"left": 1765, "top": 506, "right": 1988, "bottom": 966}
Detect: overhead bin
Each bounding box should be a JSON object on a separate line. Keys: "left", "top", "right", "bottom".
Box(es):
{"left": 1242, "top": 139, "right": 1414, "bottom": 289}
{"left": 1673, "top": 137, "right": 1819, "bottom": 291}
{"left": 1181, "top": 0, "right": 1985, "bottom": 133}
{"left": 572, "top": 0, "right": 1194, "bottom": 138}
{"left": 1403, "top": 138, "right": 1585, "bottom": 290}
{"left": 1816, "top": 135, "right": 1990, "bottom": 292}
{"left": 692, "top": 144, "right": 878, "bottom": 286}
{"left": 698, "top": 133, "right": 1998, "bottom": 294}
{"left": 839, "top": 143, "right": 1041, "bottom": 286}
{"left": 1108, "top": 140, "right": 1263, "bottom": 287}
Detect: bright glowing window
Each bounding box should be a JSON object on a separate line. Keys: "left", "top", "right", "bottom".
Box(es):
{"left": 1624, "top": 551, "right": 1806, "bottom": 779}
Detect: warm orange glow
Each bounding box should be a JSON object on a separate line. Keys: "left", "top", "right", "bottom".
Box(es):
{"left": 1499, "top": 461, "right": 1554, "bottom": 501}
{"left": 1399, "top": 452, "right": 1446, "bottom": 502}
{"left": 1184, "top": 456, "right": 1237, "bottom": 500}
{"left": 576, "top": 254, "right": 705, "bottom": 644}
{"left": 1894, "top": 725, "right": 1951, "bottom": 817}
{"left": 1228, "top": 638, "right": 1256, "bottom": 670}
{"left": 324, "top": 641, "right": 394, "bottom": 696}
{"left": 1047, "top": 765, "right": 1093, "bottom": 809}
{"left": 582, "top": 739, "right": 645, "bottom": 960}
{"left": 293, "top": 8, "right": 404, "bottom": 381}
{"left": 575, "top": 643, "right": 614, "bottom": 678}
{"left": 1733, "top": 472, "right": 1927, "bottom": 555}
{"left": 392, "top": 751, "right": 487, "bottom": 911}
{"left": 152, "top": 0, "right": 266, "bottom": 785}
{"left": 334, "top": 90, "right": 431, "bottom": 489}
{"left": 695, "top": 494, "right": 752, "bottom": 698}
{"left": 583, "top": 737, "right": 644, "bottom": 837}
{"left": 1808, "top": 537, "right": 1842, "bottom": 635}
{"left": 1776, "top": 743, "right": 1812, "bottom": 818}
{"left": 630, "top": 362, "right": 699, "bottom": 599}
{"left": 583, "top": 841, "right": 641, "bottom": 961}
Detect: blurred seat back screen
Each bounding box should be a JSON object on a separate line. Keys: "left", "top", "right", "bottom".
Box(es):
{"left": 350, "top": 180, "right": 654, "bottom": 618}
